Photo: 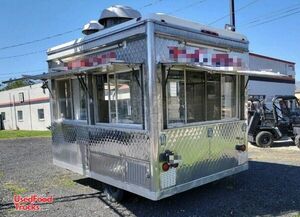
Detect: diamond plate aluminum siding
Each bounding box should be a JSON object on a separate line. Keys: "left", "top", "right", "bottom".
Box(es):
{"left": 161, "top": 120, "right": 247, "bottom": 185}
{"left": 52, "top": 122, "right": 151, "bottom": 188}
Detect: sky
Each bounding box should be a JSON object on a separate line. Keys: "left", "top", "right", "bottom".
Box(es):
{"left": 0, "top": 0, "right": 299, "bottom": 82}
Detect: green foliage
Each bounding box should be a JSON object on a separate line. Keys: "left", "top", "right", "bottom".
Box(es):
{"left": 4, "top": 182, "right": 27, "bottom": 194}
{"left": 0, "top": 130, "right": 51, "bottom": 139}
{"left": 0, "top": 79, "right": 34, "bottom": 91}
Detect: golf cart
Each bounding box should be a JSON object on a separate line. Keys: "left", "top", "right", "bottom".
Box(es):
{"left": 248, "top": 95, "right": 300, "bottom": 148}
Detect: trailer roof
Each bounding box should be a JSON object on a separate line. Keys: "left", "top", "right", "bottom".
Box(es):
{"left": 47, "top": 13, "right": 248, "bottom": 55}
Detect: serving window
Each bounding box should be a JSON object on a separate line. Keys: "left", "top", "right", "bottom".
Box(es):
{"left": 94, "top": 69, "right": 143, "bottom": 126}
{"left": 72, "top": 78, "right": 87, "bottom": 121}
{"left": 164, "top": 69, "right": 238, "bottom": 128}
{"left": 55, "top": 78, "right": 88, "bottom": 121}
{"left": 57, "top": 79, "right": 72, "bottom": 119}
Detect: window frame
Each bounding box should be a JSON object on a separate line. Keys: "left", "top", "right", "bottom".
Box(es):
{"left": 1, "top": 112, "right": 5, "bottom": 121}
{"left": 164, "top": 67, "right": 240, "bottom": 129}
{"left": 17, "top": 110, "right": 23, "bottom": 122}
{"left": 220, "top": 74, "right": 239, "bottom": 120}
{"left": 71, "top": 77, "right": 88, "bottom": 122}
{"left": 93, "top": 67, "right": 144, "bottom": 129}
{"left": 19, "top": 92, "right": 25, "bottom": 103}
{"left": 37, "top": 108, "right": 45, "bottom": 121}
{"left": 55, "top": 78, "right": 74, "bottom": 120}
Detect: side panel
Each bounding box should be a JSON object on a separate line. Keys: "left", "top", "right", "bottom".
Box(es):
{"left": 52, "top": 122, "right": 152, "bottom": 190}
{"left": 52, "top": 122, "right": 88, "bottom": 175}
{"left": 160, "top": 120, "right": 247, "bottom": 186}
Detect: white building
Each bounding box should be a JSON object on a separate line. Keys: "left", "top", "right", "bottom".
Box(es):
{"left": 248, "top": 53, "right": 296, "bottom": 108}
{"left": 0, "top": 83, "right": 51, "bottom": 130}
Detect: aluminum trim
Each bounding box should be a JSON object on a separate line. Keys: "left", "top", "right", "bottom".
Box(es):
{"left": 90, "top": 171, "right": 157, "bottom": 200}
{"left": 53, "top": 159, "right": 85, "bottom": 176}
{"left": 154, "top": 23, "right": 248, "bottom": 52}
{"left": 88, "top": 164, "right": 247, "bottom": 201}
{"left": 146, "top": 21, "right": 160, "bottom": 192}
{"left": 156, "top": 163, "right": 248, "bottom": 200}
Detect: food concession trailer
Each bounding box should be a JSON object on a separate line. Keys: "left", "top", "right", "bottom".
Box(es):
{"left": 44, "top": 6, "right": 252, "bottom": 201}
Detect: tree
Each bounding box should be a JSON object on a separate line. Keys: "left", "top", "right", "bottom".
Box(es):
{"left": 0, "top": 79, "right": 35, "bottom": 91}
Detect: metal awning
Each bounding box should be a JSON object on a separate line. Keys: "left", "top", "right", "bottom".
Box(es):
{"left": 2, "top": 61, "right": 143, "bottom": 83}
{"left": 162, "top": 62, "right": 229, "bottom": 73}
{"left": 237, "top": 70, "right": 289, "bottom": 78}
{"left": 161, "top": 62, "right": 290, "bottom": 78}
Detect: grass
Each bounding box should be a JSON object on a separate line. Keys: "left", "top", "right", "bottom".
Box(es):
{"left": 0, "top": 130, "right": 51, "bottom": 139}
{"left": 44, "top": 174, "right": 76, "bottom": 189}
{"left": 58, "top": 176, "right": 76, "bottom": 188}
{"left": 4, "top": 182, "right": 27, "bottom": 195}
{"left": 0, "top": 170, "right": 4, "bottom": 179}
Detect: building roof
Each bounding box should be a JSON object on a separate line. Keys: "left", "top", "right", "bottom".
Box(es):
{"left": 250, "top": 53, "right": 295, "bottom": 65}
{"left": 295, "top": 81, "right": 300, "bottom": 93}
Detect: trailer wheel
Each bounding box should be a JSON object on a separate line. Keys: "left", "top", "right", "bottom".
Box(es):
{"left": 256, "top": 131, "right": 273, "bottom": 148}
{"left": 103, "top": 184, "right": 124, "bottom": 202}
{"left": 295, "top": 135, "right": 300, "bottom": 149}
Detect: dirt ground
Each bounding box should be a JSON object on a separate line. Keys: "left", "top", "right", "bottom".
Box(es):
{"left": 0, "top": 138, "right": 300, "bottom": 217}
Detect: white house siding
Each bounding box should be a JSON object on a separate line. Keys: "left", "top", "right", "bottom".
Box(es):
{"left": 0, "top": 83, "right": 50, "bottom": 130}
{"left": 248, "top": 80, "right": 295, "bottom": 109}
{"left": 248, "top": 53, "right": 296, "bottom": 109}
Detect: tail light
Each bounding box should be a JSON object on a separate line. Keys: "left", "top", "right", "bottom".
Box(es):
{"left": 160, "top": 150, "right": 182, "bottom": 172}
{"left": 162, "top": 162, "right": 170, "bottom": 172}
{"left": 236, "top": 144, "right": 247, "bottom": 152}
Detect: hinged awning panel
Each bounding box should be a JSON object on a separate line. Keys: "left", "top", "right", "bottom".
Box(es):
{"left": 161, "top": 62, "right": 290, "bottom": 79}
{"left": 3, "top": 62, "right": 143, "bottom": 83}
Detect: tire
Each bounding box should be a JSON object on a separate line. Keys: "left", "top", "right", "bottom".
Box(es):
{"left": 255, "top": 131, "right": 273, "bottom": 148}
{"left": 103, "top": 184, "right": 124, "bottom": 202}
{"left": 295, "top": 135, "right": 300, "bottom": 149}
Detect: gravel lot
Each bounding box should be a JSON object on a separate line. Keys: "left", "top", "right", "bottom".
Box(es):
{"left": 0, "top": 138, "right": 300, "bottom": 217}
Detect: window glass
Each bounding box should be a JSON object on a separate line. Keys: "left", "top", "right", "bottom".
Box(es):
{"left": 17, "top": 110, "right": 23, "bottom": 121}
{"left": 164, "top": 70, "right": 238, "bottom": 127}
{"left": 207, "top": 74, "right": 221, "bottom": 121}
{"left": 95, "top": 70, "right": 143, "bottom": 125}
{"left": 57, "top": 80, "right": 72, "bottom": 119}
{"left": 19, "top": 93, "right": 24, "bottom": 103}
{"left": 72, "top": 79, "right": 87, "bottom": 120}
{"left": 1, "top": 112, "right": 5, "bottom": 120}
{"left": 167, "top": 70, "right": 185, "bottom": 124}
{"left": 95, "top": 74, "right": 109, "bottom": 123}
{"left": 286, "top": 99, "right": 300, "bottom": 113}
{"left": 221, "top": 75, "right": 237, "bottom": 119}
{"left": 38, "top": 109, "right": 45, "bottom": 120}
{"left": 115, "top": 71, "right": 142, "bottom": 124}
{"left": 186, "top": 71, "right": 205, "bottom": 123}
{"left": 109, "top": 74, "right": 117, "bottom": 123}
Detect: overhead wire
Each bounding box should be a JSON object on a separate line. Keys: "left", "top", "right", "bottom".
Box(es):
{"left": 0, "top": 28, "right": 81, "bottom": 51}
{"left": 240, "top": 3, "right": 300, "bottom": 26}
{"left": 208, "top": 0, "right": 260, "bottom": 25}
{"left": 0, "top": 0, "right": 166, "bottom": 52}
{"left": 167, "top": 0, "right": 208, "bottom": 15}
{"left": 0, "top": 0, "right": 168, "bottom": 80}
{"left": 2, "top": 0, "right": 299, "bottom": 81}
{"left": 0, "top": 49, "right": 47, "bottom": 60}
{"left": 241, "top": 4, "right": 300, "bottom": 28}
{"left": 139, "top": 0, "right": 165, "bottom": 9}
{"left": 246, "top": 10, "right": 300, "bottom": 28}
{"left": 0, "top": 0, "right": 211, "bottom": 63}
